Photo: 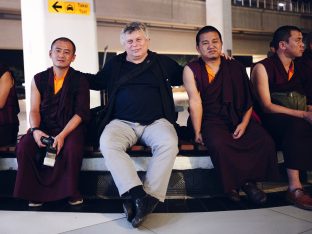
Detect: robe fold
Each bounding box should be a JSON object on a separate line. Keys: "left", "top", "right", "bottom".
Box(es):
{"left": 297, "top": 50, "right": 312, "bottom": 105}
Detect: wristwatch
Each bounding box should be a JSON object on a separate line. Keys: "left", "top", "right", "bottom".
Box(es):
{"left": 30, "top": 127, "right": 40, "bottom": 135}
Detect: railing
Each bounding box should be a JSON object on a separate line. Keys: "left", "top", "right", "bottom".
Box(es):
{"left": 232, "top": 0, "right": 312, "bottom": 15}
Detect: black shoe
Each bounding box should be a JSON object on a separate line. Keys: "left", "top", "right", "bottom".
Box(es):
{"left": 131, "top": 194, "right": 159, "bottom": 228}
{"left": 123, "top": 199, "right": 135, "bottom": 222}
{"left": 226, "top": 189, "right": 241, "bottom": 202}
{"left": 242, "top": 182, "right": 267, "bottom": 205}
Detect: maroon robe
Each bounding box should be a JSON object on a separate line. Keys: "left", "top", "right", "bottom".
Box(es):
{"left": 258, "top": 54, "right": 312, "bottom": 170}
{"left": 188, "top": 58, "right": 278, "bottom": 193}
{"left": 0, "top": 64, "right": 19, "bottom": 146}
{"left": 14, "top": 67, "right": 90, "bottom": 202}
{"left": 296, "top": 49, "right": 312, "bottom": 105}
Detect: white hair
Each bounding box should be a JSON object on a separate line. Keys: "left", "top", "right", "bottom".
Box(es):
{"left": 120, "top": 21, "right": 149, "bottom": 45}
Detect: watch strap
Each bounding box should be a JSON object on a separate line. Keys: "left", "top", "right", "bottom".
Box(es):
{"left": 30, "top": 127, "right": 40, "bottom": 134}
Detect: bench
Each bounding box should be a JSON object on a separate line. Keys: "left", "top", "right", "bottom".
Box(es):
{"left": 0, "top": 141, "right": 293, "bottom": 199}
{"left": 0, "top": 141, "right": 214, "bottom": 171}
{"left": 0, "top": 140, "right": 225, "bottom": 198}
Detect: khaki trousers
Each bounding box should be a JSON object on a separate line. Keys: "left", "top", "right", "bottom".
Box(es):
{"left": 99, "top": 118, "right": 178, "bottom": 202}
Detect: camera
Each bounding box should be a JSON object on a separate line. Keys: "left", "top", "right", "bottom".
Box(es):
{"left": 40, "top": 136, "right": 57, "bottom": 167}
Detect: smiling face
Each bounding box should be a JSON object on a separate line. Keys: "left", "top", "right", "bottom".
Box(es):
{"left": 49, "top": 40, "right": 76, "bottom": 69}
{"left": 196, "top": 31, "right": 223, "bottom": 61}
{"left": 123, "top": 29, "right": 149, "bottom": 63}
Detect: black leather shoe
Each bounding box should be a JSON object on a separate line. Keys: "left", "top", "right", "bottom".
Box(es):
{"left": 242, "top": 182, "right": 267, "bottom": 205}
{"left": 131, "top": 194, "right": 159, "bottom": 228}
{"left": 123, "top": 199, "right": 135, "bottom": 222}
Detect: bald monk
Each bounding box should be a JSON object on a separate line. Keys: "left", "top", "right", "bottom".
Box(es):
{"left": 251, "top": 26, "right": 312, "bottom": 210}
{"left": 14, "top": 37, "right": 90, "bottom": 207}
{"left": 184, "top": 26, "right": 278, "bottom": 205}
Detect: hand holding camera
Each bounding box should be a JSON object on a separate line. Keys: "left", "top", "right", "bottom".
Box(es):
{"left": 41, "top": 136, "right": 57, "bottom": 167}
{"left": 31, "top": 128, "right": 48, "bottom": 148}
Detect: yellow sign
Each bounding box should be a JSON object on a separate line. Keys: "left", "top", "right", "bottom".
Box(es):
{"left": 48, "top": 1, "right": 90, "bottom": 15}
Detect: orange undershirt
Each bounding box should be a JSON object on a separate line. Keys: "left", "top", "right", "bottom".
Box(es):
{"left": 205, "top": 64, "right": 216, "bottom": 83}
{"left": 54, "top": 71, "right": 67, "bottom": 94}
{"left": 288, "top": 61, "right": 294, "bottom": 81}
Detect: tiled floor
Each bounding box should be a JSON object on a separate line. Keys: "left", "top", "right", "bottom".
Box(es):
{"left": 0, "top": 190, "right": 312, "bottom": 234}
{"left": 0, "top": 204, "right": 311, "bottom": 234}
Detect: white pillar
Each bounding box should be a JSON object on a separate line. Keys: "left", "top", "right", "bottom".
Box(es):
{"left": 21, "top": 0, "right": 100, "bottom": 127}
{"left": 205, "top": 0, "right": 233, "bottom": 56}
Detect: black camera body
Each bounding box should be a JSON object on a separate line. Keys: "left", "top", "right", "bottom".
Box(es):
{"left": 41, "top": 136, "right": 54, "bottom": 147}
{"left": 40, "top": 136, "right": 57, "bottom": 167}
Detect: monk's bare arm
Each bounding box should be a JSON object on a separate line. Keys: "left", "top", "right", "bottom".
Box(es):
{"left": 0, "top": 71, "right": 13, "bottom": 108}
{"left": 53, "top": 114, "right": 82, "bottom": 155}
{"left": 241, "top": 106, "right": 252, "bottom": 126}
{"left": 30, "top": 79, "right": 48, "bottom": 147}
{"left": 58, "top": 114, "right": 81, "bottom": 140}
{"left": 29, "top": 79, "right": 41, "bottom": 128}
{"left": 183, "top": 66, "right": 203, "bottom": 144}
{"left": 233, "top": 107, "right": 252, "bottom": 139}
{"left": 251, "top": 63, "right": 311, "bottom": 121}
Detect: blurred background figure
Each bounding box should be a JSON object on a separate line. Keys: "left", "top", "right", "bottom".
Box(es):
{"left": 0, "top": 63, "right": 19, "bottom": 146}
{"left": 267, "top": 41, "right": 276, "bottom": 58}
{"left": 297, "top": 32, "right": 312, "bottom": 111}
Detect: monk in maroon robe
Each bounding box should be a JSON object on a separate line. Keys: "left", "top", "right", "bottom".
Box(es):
{"left": 14, "top": 37, "right": 90, "bottom": 207}
{"left": 184, "top": 26, "right": 278, "bottom": 205}
{"left": 251, "top": 26, "right": 312, "bottom": 210}
{"left": 0, "top": 64, "right": 19, "bottom": 146}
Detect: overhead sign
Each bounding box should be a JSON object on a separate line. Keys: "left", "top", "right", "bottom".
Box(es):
{"left": 48, "top": 1, "right": 90, "bottom": 15}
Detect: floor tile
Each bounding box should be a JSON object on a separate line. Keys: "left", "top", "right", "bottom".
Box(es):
{"left": 63, "top": 217, "right": 154, "bottom": 234}
{"left": 0, "top": 211, "right": 123, "bottom": 234}
{"left": 302, "top": 228, "right": 312, "bottom": 234}
{"left": 142, "top": 209, "right": 312, "bottom": 234}
{"left": 270, "top": 206, "right": 312, "bottom": 223}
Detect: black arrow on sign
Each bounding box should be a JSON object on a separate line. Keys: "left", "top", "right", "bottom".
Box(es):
{"left": 53, "top": 1, "right": 62, "bottom": 12}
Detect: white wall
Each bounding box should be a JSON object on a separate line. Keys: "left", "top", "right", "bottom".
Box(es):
{"left": 96, "top": 25, "right": 198, "bottom": 54}
{"left": 1, "top": 0, "right": 311, "bottom": 55}
{"left": 21, "top": 0, "right": 100, "bottom": 126}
